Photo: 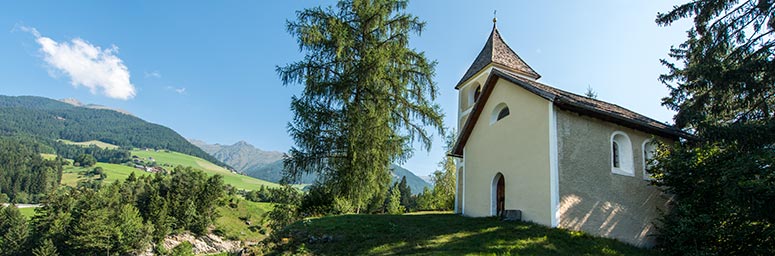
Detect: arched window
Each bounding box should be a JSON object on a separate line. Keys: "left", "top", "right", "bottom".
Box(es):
{"left": 612, "top": 141, "right": 620, "bottom": 168}
{"left": 642, "top": 140, "right": 657, "bottom": 180}
{"left": 490, "top": 103, "right": 509, "bottom": 125}
{"left": 497, "top": 107, "right": 510, "bottom": 121}
{"left": 610, "top": 131, "right": 634, "bottom": 176}
{"left": 474, "top": 85, "right": 482, "bottom": 103}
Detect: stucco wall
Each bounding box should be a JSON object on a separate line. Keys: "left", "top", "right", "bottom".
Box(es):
{"left": 555, "top": 110, "right": 671, "bottom": 247}
{"left": 463, "top": 78, "right": 552, "bottom": 226}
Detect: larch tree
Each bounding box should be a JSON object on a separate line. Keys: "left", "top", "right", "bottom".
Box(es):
{"left": 653, "top": 0, "right": 775, "bottom": 254}
{"left": 278, "top": 0, "right": 444, "bottom": 213}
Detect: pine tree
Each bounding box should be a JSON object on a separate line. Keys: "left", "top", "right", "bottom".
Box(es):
{"left": 114, "top": 204, "right": 151, "bottom": 254}
{"left": 32, "top": 239, "right": 58, "bottom": 256}
{"left": 397, "top": 176, "right": 412, "bottom": 211}
{"left": 386, "top": 184, "right": 405, "bottom": 214}
{"left": 278, "top": 0, "right": 444, "bottom": 213}
{"left": 0, "top": 205, "right": 29, "bottom": 256}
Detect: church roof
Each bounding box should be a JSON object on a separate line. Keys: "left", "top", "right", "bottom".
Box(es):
{"left": 449, "top": 68, "right": 688, "bottom": 157}
{"left": 455, "top": 25, "right": 541, "bottom": 89}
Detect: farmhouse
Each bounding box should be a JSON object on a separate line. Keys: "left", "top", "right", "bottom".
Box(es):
{"left": 450, "top": 21, "right": 686, "bottom": 247}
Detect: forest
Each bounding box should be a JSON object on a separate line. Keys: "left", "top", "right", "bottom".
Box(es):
{"left": 0, "top": 166, "right": 225, "bottom": 255}
{"left": 0, "top": 95, "right": 225, "bottom": 167}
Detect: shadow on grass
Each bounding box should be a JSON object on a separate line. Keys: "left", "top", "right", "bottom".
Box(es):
{"left": 269, "top": 213, "right": 655, "bottom": 256}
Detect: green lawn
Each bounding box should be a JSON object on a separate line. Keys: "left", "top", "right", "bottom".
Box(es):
{"left": 61, "top": 162, "right": 145, "bottom": 187}
{"left": 131, "top": 150, "right": 278, "bottom": 190}
{"left": 215, "top": 198, "right": 274, "bottom": 243}
{"left": 18, "top": 207, "right": 36, "bottom": 220}
{"left": 58, "top": 139, "right": 119, "bottom": 149}
{"left": 266, "top": 213, "right": 656, "bottom": 256}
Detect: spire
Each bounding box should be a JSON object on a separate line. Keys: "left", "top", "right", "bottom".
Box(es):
{"left": 455, "top": 22, "right": 541, "bottom": 89}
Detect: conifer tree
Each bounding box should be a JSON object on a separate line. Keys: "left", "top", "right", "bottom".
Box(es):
{"left": 32, "top": 239, "right": 58, "bottom": 256}
{"left": 0, "top": 205, "right": 29, "bottom": 256}
{"left": 278, "top": 0, "right": 444, "bottom": 212}
{"left": 654, "top": 1, "right": 775, "bottom": 254}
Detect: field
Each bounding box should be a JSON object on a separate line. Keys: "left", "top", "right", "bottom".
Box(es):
{"left": 60, "top": 162, "right": 145, "bottom": 187}
{"left": 131, "top": 149, "right": 278, "bottom": 190}
{"left": 215, "top": 198, "right": 274, "bottom": 243}
{"left": 58, "top": 139, "right": 119, "bottom": 149}
{"left": 269, "top": 213, "right": 656, "bottom": 255}
{"left": 19, "top": 207, "right": 36, "bottom": 220}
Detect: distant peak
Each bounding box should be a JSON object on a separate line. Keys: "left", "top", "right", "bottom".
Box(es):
{"left": 58, "top": 98, "right": 133, "bottom": 116}
{"left": 60, "top": 98, "right": 83, "bottom": 106}
{"left": 234, "top": 140, "right": 252, "bottom": 147}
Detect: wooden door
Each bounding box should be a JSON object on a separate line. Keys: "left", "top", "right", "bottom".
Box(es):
{"left": 496, "top": 175, "right": 505, "bottom": 217}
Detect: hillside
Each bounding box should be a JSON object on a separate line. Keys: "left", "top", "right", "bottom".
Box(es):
{"left": 264, "top": 213, "right": 656, "bottom": 255}
{"left": 130, "top": 149, "right": 278, "bottom": 190}
{"left": 192, "top": 139, "right": 431, "bottom": 193}
{"left": 0, "top": 95, "right": 226, "bottom": 167}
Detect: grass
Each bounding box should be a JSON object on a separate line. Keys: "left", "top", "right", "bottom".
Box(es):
{"left": 267, "top": 212, "right": 656, "bottom": 256}
{"left": 60, "top": 162, "right": 145, "bottom": 187}
{"left": 214, "top": 198, "right": 275, "bottom": 243}
{"left": 131, "top": 149, "right": 278, "bottom": 190}
{"left": 18, "top": 207, "right": 36, "bottom": 220}
{"left": 58, "top": 139, "right": 119, "bottom": 149}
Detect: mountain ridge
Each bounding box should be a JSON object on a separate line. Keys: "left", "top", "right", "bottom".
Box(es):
{"left": 192, "top": 139, "right": 432, "bottom": 194}
{"left": 0, "top": 95, "right": 227, "bottom": 168}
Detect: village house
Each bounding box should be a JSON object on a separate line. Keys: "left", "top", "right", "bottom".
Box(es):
{"left": 450, "top": 21, "right": 686, "bottom": 247}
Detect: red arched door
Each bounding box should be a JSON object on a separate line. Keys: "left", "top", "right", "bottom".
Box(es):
{"left": 496, "top": 175, "right": 505, "bottom": 217}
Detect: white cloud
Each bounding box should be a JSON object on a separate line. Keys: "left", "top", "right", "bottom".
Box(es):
{"left": 165, "top": 86, "right": 186, "bottom": 94}
{"left": 144, "top": 71, "right": 161, "bottom": 78}
{"left": 22, "top": 26, "right": 136, "bottom": 100}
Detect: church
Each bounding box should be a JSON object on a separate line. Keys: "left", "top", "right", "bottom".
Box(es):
{"left": 449, "top": 21, "right": 686, "bottom": 247}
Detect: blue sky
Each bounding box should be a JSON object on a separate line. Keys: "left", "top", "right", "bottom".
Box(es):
{"left": 0, "top": 1, "right": 690, "bottom": 176}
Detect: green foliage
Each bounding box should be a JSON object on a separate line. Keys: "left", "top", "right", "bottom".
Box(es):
{"left": 416, "top": 130, "right": 456, "bottom": 211}
{"left": 28, "top": 166, "right": 225, "bottom": 254}
{"left": 266, "top": 185, "right": 303, "bottom": 231}
{"left": 278, "top": 0, "right": 444, "bottom": 213}
{"left": 655, "top": 1, "right": 775, "bottom": 254}
{"left": 74, "top": 154, "right": 96, "bottom": 167}
{"left": 0, "top": 137, "right": 64, "bottom": 203}
{"left": 32, "top": 239, "right": 58, "bottom": 256}
{"left": 171, "top": 241, "right": 195, "bottom": 256}
{"left": 0, "top": 205, "right": 30, "bottom": 256}
{"left": 397, "top": 176, "right": 414, "bottom": 211}
{"left": 0, "top": 95, "right": 226, "bottom": 167}
{"left": 386, "top": 183, "right": 405, "bottom": 214}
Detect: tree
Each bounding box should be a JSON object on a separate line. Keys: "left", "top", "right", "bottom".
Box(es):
{"left": 653, "top": 1, "right": 775, "bottom": 254}
{"left": 32, "top": 239, "right": 58, "bottom": 256}
{"left": 278, "top": 0, "right": 444, "bottom": 213}
{"left": 0, "top": 205, "right": 29, "bottom": 256}
{"left": 397, "top": 176, "right": 413, "bottom": 211}
{"left": 114, "top": 204, "right": 151, "bottom": 254}
{"left": 386, "top": 183, "right": 405, "bottom": 214}
{"left": 74, "top": 154, "right": 96, "bottom": 167}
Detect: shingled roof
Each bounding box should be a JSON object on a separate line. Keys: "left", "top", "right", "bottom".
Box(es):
{"left": 450, "top": 68, "right": 688, "bottom": 157}
{"left": 455, "top": 24, "right": 541, "bottom": 89}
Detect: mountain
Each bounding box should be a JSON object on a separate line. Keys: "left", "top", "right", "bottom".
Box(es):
{"left": 189, "top": 139, "right": 283, "bottom": 171}
{"left": 0, "top": 95, "right": 226, "bottom": 167}
{"left": 192, "top": 139, "right": 432, "bottom": 194}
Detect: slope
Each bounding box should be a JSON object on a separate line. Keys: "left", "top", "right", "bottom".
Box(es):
{"left": 192, "top": 139, "right": 432, "bottom": 193}
{"left": 266, "top": 213, "right": 656, "bottom": 255}
{"left": 131, "top": 149, "right": 278, "bottom": 190}
{"left": 0, "top": 95, "right": 226, "bottom": 167}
